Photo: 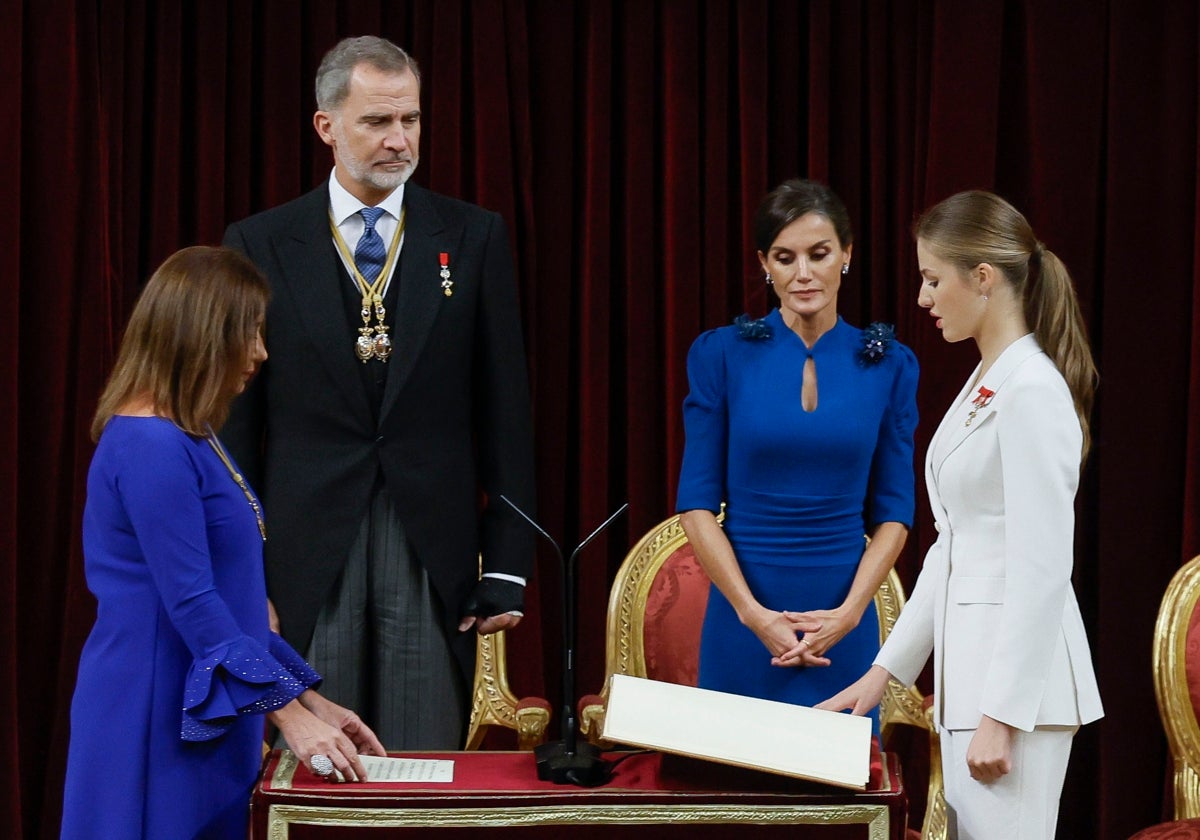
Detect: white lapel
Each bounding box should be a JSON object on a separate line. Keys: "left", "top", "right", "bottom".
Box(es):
{"left": 924, "top": 365, "right": 980, "bottom": 524}
{"left": 931, "top": 334, "right": 1043, "bottom": 479}
{"left": 926, "top": 364, "right": 981, "bottom": 471}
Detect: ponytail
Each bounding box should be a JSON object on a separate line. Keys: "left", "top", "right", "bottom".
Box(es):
{"left": 1026, "top": 246, "right": 1097, "bottom": 458}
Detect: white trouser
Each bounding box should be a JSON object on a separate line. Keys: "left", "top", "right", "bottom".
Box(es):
{"left": 939, "top": 724, "right": 1077, "bottom": 840}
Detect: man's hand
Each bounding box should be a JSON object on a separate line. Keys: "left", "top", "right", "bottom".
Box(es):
{"left": 458, "top": 577, "right": 524, "bottom": 633}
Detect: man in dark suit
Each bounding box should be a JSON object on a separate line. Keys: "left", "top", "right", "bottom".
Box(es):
{"left": 221, "top": 35, "right": 536, "bottom": 750}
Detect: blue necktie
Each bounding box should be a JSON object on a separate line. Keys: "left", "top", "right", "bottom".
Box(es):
{"left": 355, "top": 207, "right": 387, "bottom": 284}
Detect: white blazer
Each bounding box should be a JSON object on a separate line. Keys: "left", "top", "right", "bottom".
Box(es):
{"left": 875, "top": 334, "right": 1103, "bottom": 732}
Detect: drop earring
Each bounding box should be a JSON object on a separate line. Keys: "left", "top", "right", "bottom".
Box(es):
{"left": 764, "top": 273, "right": 772, "bottom": 285}
{"left": 841, "top": 264, "right": 849, "bottom": 275}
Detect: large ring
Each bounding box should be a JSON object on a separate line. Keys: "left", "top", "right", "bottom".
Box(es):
{"left": 310, "top": 754, "right": 334, "bottom": 776}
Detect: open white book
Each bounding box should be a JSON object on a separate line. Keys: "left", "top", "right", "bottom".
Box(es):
{"left": 601, "top": 674, "right": 872, "bottom": 790}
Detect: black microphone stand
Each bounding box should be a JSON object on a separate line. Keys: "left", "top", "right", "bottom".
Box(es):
{"left": 501, "top": 495, "right": 628, "bottom": 787}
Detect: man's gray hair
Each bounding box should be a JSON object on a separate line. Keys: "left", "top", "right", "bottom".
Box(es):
{"left": 315, "top": 36, "right": 421, "bottom": 111}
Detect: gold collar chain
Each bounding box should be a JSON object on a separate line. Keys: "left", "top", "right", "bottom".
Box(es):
{"left": 328, "top": 206, "right": 407, "bottom": 363}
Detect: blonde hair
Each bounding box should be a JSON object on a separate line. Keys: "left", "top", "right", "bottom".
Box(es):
{"left": 915, "top": 191, "right": 1098, "bottom": 457}
{"left": 92, "top": 246, "right": 270, "bottom": 441}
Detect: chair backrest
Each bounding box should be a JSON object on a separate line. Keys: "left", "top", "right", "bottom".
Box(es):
{"left": 602, "top": 514, "right": 709, "bottom": 687}
{"left": 597, "top": 513, "right": 923, "bottom": 731}
{"left": 1153, "top": 555, "right": 1200, "bottom": 819}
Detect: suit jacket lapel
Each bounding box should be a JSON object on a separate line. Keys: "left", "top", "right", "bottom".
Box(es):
{"left": 927, "top": 364, "right": 980, "bottom": 468}
{"left": 925, "top": 364, "right": 980, "bottom": 516}
{"left": 380, "top": 184, "right": 449, "bottom": 418}
{"left": 931, "top": 335, "right": 1044, "bottom": 478}
{"left": 274, "top": 187, "right": 373, "bottom": 422}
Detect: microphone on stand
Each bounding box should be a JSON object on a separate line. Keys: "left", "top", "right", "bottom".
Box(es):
{"left": 500, "top": 495, "right": 628, "bottom": 787}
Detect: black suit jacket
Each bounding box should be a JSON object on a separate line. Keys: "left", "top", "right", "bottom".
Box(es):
{"left": 221, "top": 182, "right": 536, "bottom": 677}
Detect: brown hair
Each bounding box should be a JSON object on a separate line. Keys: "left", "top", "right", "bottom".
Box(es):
{"left": 91, "top": 246, "right": 270, "bottom": 441}
{"left": 915, "top": 190, "right": 1098, "bottom": 457}
{"left": 754, "top": 178, "right": 854, "bottom": 254}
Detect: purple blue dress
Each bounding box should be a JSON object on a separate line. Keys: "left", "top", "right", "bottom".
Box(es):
{"left": 61, "top": 416, "right": 320, "bottom": 839}
{"left": 676, "top": 312, "right": 918, "bottom": 727}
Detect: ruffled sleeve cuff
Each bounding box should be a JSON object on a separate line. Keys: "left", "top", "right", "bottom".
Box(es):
{"left": 180, "top": 635, "right": 322, "bottom": 742}
{"left": 268, "top": 632, "right": 322, "bottom": 686}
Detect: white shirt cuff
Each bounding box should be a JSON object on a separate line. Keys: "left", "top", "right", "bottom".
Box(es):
{"left": 481, "top": 572, "right": 526, "bottom": 587}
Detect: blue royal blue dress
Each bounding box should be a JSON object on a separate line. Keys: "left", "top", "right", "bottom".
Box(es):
{"left": 61, "top": 417, "right": 321, "bottom": 840}
{"left": 676, "top": 311, "right": 918, "bottom": 728}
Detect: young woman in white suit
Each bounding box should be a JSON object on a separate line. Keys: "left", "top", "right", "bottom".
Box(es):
{"left": 818, "top": 190, "right": 1103, "bottom": 839}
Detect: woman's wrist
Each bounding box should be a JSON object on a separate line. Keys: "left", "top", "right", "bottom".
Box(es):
{"left": 735, "top": 601, "right": 771, "bottom": 629}
{"left": 267, "top": 698, "right": 305, "bottom": 727}
{"left": 297, "top": 689, "right": 326, "bottom": 713}
{"left": 835, "top": 601, "right": 865, "bottom": 627}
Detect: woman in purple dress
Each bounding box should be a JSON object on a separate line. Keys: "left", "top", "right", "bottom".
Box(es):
{"left": 61, "top": 247, "right": 385, "bottom": 840}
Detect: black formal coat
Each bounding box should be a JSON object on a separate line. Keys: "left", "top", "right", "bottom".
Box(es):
{"left": 221, "top": 182, "right": 536, "bottom": 679}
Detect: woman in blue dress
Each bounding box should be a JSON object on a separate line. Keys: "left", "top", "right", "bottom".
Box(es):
{"left": 676, "top": 180, "right": 918, "bottom": 726}
{"left": 61, "top": 247, "right": 385, "bottom": 840}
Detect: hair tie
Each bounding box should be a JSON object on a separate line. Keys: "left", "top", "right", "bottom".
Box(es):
{"left": 1029, "top": 241, "right": 1046, "bottom": 277}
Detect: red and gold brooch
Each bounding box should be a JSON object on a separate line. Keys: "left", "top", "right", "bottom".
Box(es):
{"left": 965, "top": 386, "right": 995, "bottom": 427}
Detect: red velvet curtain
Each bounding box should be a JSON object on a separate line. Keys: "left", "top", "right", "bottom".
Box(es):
{"left": 6, "top": 2, "right": 1200, "bottom": 837}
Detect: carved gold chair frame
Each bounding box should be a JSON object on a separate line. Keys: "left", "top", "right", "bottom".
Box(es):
{"left": 1153, "top": 554, "right": 1200, "bottom": 819}
{"left": 580, "top": 514, "right": 947, "bottom": 840}
{"left": 463, "top": 555, "right": 551, "bottom": 750}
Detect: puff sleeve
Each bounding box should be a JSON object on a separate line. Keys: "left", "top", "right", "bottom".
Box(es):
{"left": 866, "top": 342, "right": 919, "bottom": 528}
{"left": 675, "top": 329, "right": 729, "bottom": 514}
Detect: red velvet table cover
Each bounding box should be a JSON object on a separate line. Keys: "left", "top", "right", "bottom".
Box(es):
{"left": 251, "top": 749, "right": 906, "bottom": 839}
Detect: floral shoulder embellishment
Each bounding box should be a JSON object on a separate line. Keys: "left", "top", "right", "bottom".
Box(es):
{"left": 858, "top": 322, "right": 895, "bottom": 366}
{"left": 733, "top": 313, "right": 772, "bottom": 340}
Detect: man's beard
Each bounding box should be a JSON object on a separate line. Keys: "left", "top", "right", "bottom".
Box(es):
{"left": 335, "top": 125, "right": 418, "bottom": 192}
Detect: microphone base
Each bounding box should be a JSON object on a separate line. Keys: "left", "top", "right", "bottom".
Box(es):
{"left": 534, "top": 739, "right": 613, "bottom": 787}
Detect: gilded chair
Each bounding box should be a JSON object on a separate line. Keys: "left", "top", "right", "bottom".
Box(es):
{"left": 462, "top": 557, "right": 552, "bottom": 750}
{"left": 1129, "top": 556, "right": 1200, "bottom": 839}
{"left": 579, "top": 513, "right": 946, "bottom": 840}
{"left": 464, "top": 629, "right": 551, "bottom": 749}
{"left": 874, "top": 556, "right": 948, "bottom": 840}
